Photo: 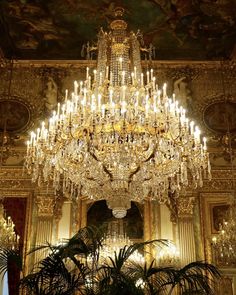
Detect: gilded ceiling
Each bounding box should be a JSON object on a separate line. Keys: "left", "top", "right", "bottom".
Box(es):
{"left": 0, "top": 0, "right": 235, "bottom": 60}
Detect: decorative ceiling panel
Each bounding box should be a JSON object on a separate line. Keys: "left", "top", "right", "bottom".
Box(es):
{"left": 0, "top": 0, "right": 235, "bottom": 60}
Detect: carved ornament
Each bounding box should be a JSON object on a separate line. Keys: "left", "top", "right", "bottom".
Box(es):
{"left": 177, "top": 197, "right": 195, "bottom": 218}
{"left": 36, "top": 195, "right": 55, "bottom": 217}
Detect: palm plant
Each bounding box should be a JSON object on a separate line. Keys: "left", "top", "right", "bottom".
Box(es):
{"left": 97, "top": 247, "right": 220, "bottom": 295}
{"left": 20, "top": 226, "right": 104, "bottom": 295}
{"left": 19, "top": 226, "right": 220, "bottom": 295}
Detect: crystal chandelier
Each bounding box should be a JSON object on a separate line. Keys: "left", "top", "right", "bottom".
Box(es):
{"left": 25, "top": 7, "right": 210, "bottom": 218}
{"left": 98, "top": 219, "right": 144, "bottom": 264}
{"left": 212, "top": 205, "right": 236, "bottom": 266}
{"left": 0, "top": 202, "right": 19, "bottom": 249}
{"left": 157, "top": 241, "right": 180, "bottom": 267}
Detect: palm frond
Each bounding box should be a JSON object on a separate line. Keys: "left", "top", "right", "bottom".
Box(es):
{"left": 0, "top": 247, "right": 22, "bottom": 277}
{"left": 168, "top": 261, "right": 220, "bottom": 295}
{"left": 19, "top": 227, "right": 220, "bottom": 295}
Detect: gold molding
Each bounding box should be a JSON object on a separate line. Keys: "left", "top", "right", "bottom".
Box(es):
{"left": 200, "top": 192, "right": 233, "bottom": 263}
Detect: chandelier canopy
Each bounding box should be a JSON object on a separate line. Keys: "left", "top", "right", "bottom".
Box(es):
{"left": 0, "top": 203, "right": 19, "bottom": 249}
{"left": 26, "top": 7, "right": 210, "bottom": 218}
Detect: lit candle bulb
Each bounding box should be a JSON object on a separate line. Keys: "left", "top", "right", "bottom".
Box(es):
{"left": 99, "top": 72, "right": 102, "bottom": 86}
{"left": 79, "top": 81, "right": 83, "bottom": 93}
{"left": 41, "top": 121, "right": 45, "bottom": 133}
{"left": 93, "top": 69, "right": 97, "bottom": 83}
{"left": 29, "top": 131, "right": 34, "bottom": 144}
{"left": 134, "top": 66, "right": 137, "bottom": 80}
{"left": 190, "top": 121, "right": 194, "bottom": 135}
{"left": 88, "top": 76, "right": 91, "bottom": 89}
{"left": 57, "top": 102, "right": 60, "bottom": 116}
{"left": 86, "top": 67, "right": 89, "bottom": 80}
{"left": 203, "top": 137, "right": 207, "bottom": 150}
{"left": 74, "top": 81, "right": 78, "bottom": 95}
{"left": 194, "top": 126, "right": 201, "bottom": 142}
{"left": 173, "top": 93, "right": 176, "bottom": 102}
{"left": 141, "top": 73, "right": 144, "bottom": 87}
{"left": 152, "top": 77, "right": 156, "bottom": 90}
{"left": 163, "top": 83, "right": 167, "bottom": 98}
{"left": 65, "top": 89, "right": 68, "bottom": 102}
{"left": 106, "top": 66, "right": 109, "bottom": 79}
{"left": 150, "top": 69, "right": 153, "bottom": 80}
{"left": 131, "top": 72, "right": 134, "bottom": 85}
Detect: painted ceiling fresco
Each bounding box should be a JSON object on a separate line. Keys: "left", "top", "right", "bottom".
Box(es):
{"left": 0, "top": 0, "right": 236, "bottom": 60}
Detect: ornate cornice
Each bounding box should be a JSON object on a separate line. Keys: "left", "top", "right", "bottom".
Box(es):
{"left": 0, "top": 167, "right": 32, "bottom": 189}
{"left": 11, "top": 59, "right": 236, "bottom": 69}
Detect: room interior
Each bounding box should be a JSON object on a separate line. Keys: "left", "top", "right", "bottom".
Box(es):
{"left": 0, "top": 1, "right": 236, "bottom": 294}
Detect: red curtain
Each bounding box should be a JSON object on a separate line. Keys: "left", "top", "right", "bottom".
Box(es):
{"left": 3, "top": 197, "right": 27, "bottom": 295}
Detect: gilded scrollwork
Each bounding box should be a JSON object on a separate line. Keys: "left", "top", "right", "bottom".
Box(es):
{"left": 36, "top": 195, "right": 55, "bottom": 218}
{"left": 177, "top": 197, "right": 195, "bottom": 218}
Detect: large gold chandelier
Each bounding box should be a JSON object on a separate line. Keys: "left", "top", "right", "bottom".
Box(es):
{"left": 25, "top": 8, "right": 210, "bottom": 218}
{"left": 0, "top": 203, "right": 19, "bottom": 249}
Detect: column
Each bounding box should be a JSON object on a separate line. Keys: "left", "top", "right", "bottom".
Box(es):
{"left": 57, "top": 201, "right": 72, "bottom": 241}
{"left": 177, "top": 197, "right": 196, "bottom": 266}
{"left": 33, "top": 195, "right": 55, "bottom": 265}
{"left": 144, "top": 200, "right": 162, "bottom": 261}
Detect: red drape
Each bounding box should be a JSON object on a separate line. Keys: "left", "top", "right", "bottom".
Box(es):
{"left": 3, "top": 197, "right": 27, "bottom": 295}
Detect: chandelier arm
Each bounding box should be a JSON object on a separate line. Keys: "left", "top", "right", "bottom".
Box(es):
{"left": 87, "top": 147, "right": 113, "bottom": 180}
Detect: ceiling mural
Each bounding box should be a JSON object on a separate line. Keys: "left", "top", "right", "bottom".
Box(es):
{"left": 0, "top": 0, "right": 235, "bottom": 60}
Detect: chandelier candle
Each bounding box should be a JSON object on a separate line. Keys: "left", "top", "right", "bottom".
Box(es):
{"left": 25, "top": 8, "right": 211, "bottom": 218}
{"left": 0, "top": 203, "right": 20, "bottom": 249}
